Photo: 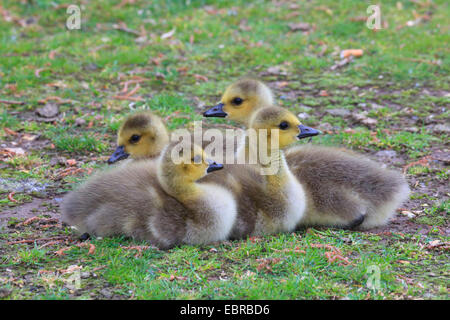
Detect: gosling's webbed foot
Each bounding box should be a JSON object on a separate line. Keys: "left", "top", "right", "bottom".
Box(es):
{"left": 348, "top": 215, "right": 365, "bottom": 229}
{"left": 79, "top": 232, "right": 90, "bottom": 241}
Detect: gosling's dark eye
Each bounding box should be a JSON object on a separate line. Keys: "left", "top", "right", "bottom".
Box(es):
{"left": 279, "top": 121, "right": 289, "bottom": 130}
{"left": 129, "top": 134, "right": 141, "bottom": 143}
{"left": 232, "top": 97, "right": 243, "bottom": 106}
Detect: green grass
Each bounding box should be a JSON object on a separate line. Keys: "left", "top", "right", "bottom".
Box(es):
{"left": 3, "top": 227, "right": 448, "bottom": 300}
{"left": 315, "top": 128, "right": 441, "bottom": 158}
{"left": 0, "top": 0, "right": 448, "bottom": 300}
{"left": 415, "top": 201, "right": 449, "bottom": 227}
{"left": 44, "top": 127, "right": 109, "bottom": 153}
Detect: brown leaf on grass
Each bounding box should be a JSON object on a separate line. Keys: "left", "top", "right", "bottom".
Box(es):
{"left": 400, "top": 210, "right": 416, "bottom": 219}
{"left": 87, "top": 243, "right": 96, "bottom": 255}
{"left": 286, "top": 11, "right": 300, "bottom": 18}
{"left": 256, "top": 258, "right": 282, "bottom": 272}
{"left": 349, "top": 16, "right": 367, "bottom": 22}
{"left": 21, "top": 133, "right": 38, "bottom": 142}
{"left": 426, "top": 241, "right": 449, "bottom": 251}
{"left": 193, "top": 74, "right": 208, "bottom": 82}
{"left": 151, "top": 57, "right": 162, "bottom": 65}
{"left": 265, "top": 66, "right": 288, "bottom": 76}
{"left": 124, "top": 83, "right": 141, "bottom": 97}
{"left": 340, "top": 49, "right": 364, "bottom": 59}
{"left": 324, "top": 251, "right": 352, "bottom": 266}
{"left": 4, "top": 147, "right": 26, "bottom": 156}
{"left": 271, "top": 247, "right": 306, "bottom": 254}
{"left": 0, "top": 5, "right": 32, "bottom": 27}
{"left": 276, "top": 81, "right": 289, "bottom": 88}
{"left": 7, "top": 235, "right": 70, "bottom": 245}
{"left": 113, "top": 22, "right": 141, "bottom": 36}
{"left": 8, "top": 192, "right": 17, "bottom": 203}
{"left": 3, "top": 127, "right": 18, "bottom": 136}
{"left": 34, "top": 68, "right": 47, "bottom": 78}
{"left": 169, "top": 275, "right": 187, "bottom": 281}
{"left": 66, "top": 159, "right": 77, "bottom": 166}
{"left": 48, "top": 50, "right": 57, "bottom": 60}
{"left": 330, "top": 56, "right": 353, "bottom": 71}
{"left": 121, "top": 245, "right": 152, "bottom": 257}
{"left": 38, "top": 96, "right": 73, "bottom": 105}
{"left": 39, "top": 240, "right": 65, "bottom": 249}
{"left": 0, "top": 99, "right": 25, "bottom": 105}
{"left": 112, "top": 83, "right": 143, "bottom": 101}
{"left": 46, "top": 81, "right": 68, "bottom": 89}
{"left": 402, "top": 155, "right": 433, "bottom": 174}
{"left": 56, "top": 167, "right": 86, "bottom": 179}
{"left": 177, "top": 66, "right": 189, "bottom": 74}
{"left": 17, "top": 216, "right": 41, "bottom": 226}
{"left": 204, "top": 6, "right": 219, "bottom": 15}
{"left": 239, "top": 19, "right": 252, "bottom": 31}
{"left": 248, "top": 236, "right": 263, "bottom": 243}
{"left": 1, "top": 149, "right": 19, "bottom": 161}
{"left": 161, "top": 28, "right": 176, "bottom": 40}
{"left": 352, "top": 112, "right": 378, "bottom": 127}
{"left": 288, "top": 22, "right": 311, "bottom": 32}
{"left": 55, "top": 242, "right": 95, "bottom": 256}
{"left": 4, "top": 83, "right": 17, "bottom": 93}
{"left": 60, "top": 265, "right": 83, "bottom": 274}
{"left": 36, "top": 103, "right": 59, "bottom": 118}
{"left": 309, "top": 243, "right": 353, "bottom": 266}
{"left": 315, "top": 6, "right": 333, "bottom": 15}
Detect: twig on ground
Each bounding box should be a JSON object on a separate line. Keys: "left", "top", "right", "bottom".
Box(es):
{"left": 0, "top": 99, "right": 25, "bottom": 105}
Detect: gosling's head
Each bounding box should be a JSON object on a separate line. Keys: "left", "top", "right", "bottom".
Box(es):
{"left": 157, "top": 141, "right": 223, "bottom": 196}
{"left": 159, "top": 141, "right": 223, "bottom": 185}
{"left": 203, "top": 79, "right": 274, "bottom": 125}
{"left": 249, "top": 106, "right": 320, "bottom": 150}
{"left": 108, "top": 111, "right": 169, "bottom": 164}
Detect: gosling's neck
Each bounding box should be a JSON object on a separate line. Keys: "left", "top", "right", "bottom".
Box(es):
{"left": 158, "top": 176, "right": 203, "bottom": 204}
{"left": 238, "top": 137, "right": 289, "bottom": 188}
{"left": 238, "top": 136, "right": 287, "bottom": 173}
{"left": 259, "top": 148, "right": 290, "bottom": 188}
{"left": 156, "top": 166, "right": 203, "bottom": 206}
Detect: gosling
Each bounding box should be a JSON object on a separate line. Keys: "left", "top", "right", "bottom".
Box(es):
{"left": 62, "top": 142, "right": 237, "bottom": 249}
{"left": 203, "top": 78, "right": 410, "bottom": 230}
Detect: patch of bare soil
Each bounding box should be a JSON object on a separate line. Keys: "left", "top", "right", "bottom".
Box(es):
{"left": 0, "top": 197, "right": 61, "bottom": 230}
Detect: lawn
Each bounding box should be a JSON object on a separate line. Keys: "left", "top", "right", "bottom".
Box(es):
{"left": 0, "top": 0, "right": 448, "bottom": 300}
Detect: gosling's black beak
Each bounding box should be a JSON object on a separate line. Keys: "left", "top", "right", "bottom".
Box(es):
{"left": 206, "top": 161, "right": 224, "bottom": 173}
{"left": 203, "top": 103, "right": 227, "bottom": 118}
{"left": 297, "top": 125, "right": 320, "bottom": 140}
{"left": 107, "top": 145, "right": 130, "bottom": 164}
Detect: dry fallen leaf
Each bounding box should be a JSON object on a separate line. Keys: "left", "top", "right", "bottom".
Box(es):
{"left": 66, "top": 159, "right": 77, "bottom": 166}
{"left": 193, "top": 74, "right": 208, "bottom": 82}
{"left": 340, "top": 49, "right": 364, "bottom": 59}
{"left": 4, "top": 147, "right": 26, "bottom": 156}
{"left": 34, "top": 68, "right": 47, "bottom": 78}
{"left": 288, "top": 22, "right": 311, "bottom": 32}
{"left": 161, "top": 28, "right": 176, "bottom": 40}
{"left": 8, "top": 192, "right": 17, "bottom": 203}
{"left": 36, "top": 103, "right": 59, "bottom": 118}
{"left": 401, "top": 210, "right": 416, "bottom": 219}
{"left": 48, "top": 50, "right": 57, "bottom": 60}
{"left": 3, "top": 127, "right": 18, "bottom": 136}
